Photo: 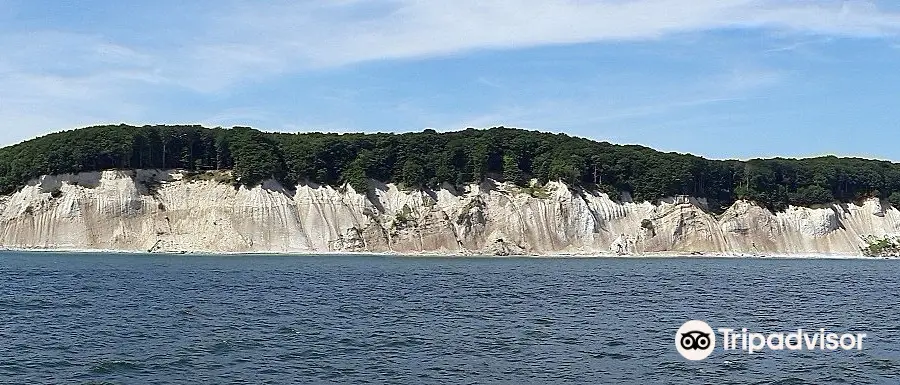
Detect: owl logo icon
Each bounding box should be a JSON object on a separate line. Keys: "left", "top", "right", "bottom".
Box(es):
{"left": 680, "top": 330, "right": 712, "bottom": 350}
{"left": 675, "top": 320, "right": 715, "bottom": 360}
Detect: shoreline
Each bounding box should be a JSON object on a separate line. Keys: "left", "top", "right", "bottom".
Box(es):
{"left": 0, "top": 246, "right": 893, "bottom": 260}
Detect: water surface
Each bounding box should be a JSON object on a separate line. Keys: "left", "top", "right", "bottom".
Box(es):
{"left": 1, "top": 253, "right": 898, "bottom": 384}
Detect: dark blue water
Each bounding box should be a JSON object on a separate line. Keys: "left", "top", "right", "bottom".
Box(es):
{"left": 1, "top": 253, "right": 899, "bottom": 384}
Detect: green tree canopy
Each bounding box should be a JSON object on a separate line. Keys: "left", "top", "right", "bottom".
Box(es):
{"left": 2, "top": 124, "right": 900, "bottom": 213}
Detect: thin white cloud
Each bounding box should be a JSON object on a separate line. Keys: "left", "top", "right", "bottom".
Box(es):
{"left": 427, "top": 65, "right": 784, "bottom": 134}
{"left": 763, "top": 37, "right": 834, "bottom": 54}
{"left": 203, "top": 0, "right": 900, "bottom": 70}
{"left": 716, "top": 67, "right": 786, "bottom": 92}
{"left": 83, "top": 0, "right": 892, "bottom": 96}
{"left": 0, "top": 31, "right": 159, "bottom": 143}
{"left": 442, "top": 96, "right": 748, "bottom": 133}
{"left": 476, "top": 77, "right": 504, "bottom": 89}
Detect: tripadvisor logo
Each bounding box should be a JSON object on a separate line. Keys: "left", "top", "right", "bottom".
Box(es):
{"left": 676, "top": 320, "right": 716, "bottom": 361}
{"left": 675, "top": 320, "right": 867, "bottom": 361}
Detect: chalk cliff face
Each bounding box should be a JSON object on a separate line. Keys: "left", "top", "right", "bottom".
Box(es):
{"left": 2, "top": 170, "right": 899, "bottom": 255}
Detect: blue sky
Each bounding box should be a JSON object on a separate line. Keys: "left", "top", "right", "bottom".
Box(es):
{"left": 2, "top": 0, "right": 900, "bottom": 160}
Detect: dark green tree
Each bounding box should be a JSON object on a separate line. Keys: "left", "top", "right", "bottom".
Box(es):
{"left": 889, "top": 192, "right": 900, "bottom": 209}
{"left": 502, "top": 154, "right": 526, "bottom": 186}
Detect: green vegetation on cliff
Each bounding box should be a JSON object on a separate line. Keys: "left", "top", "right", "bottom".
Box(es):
{"left": 862, "top": 236, "right": 900, "bottom": 257}
{"left": 2, "top": 124, "right": 900, "bottom": 213}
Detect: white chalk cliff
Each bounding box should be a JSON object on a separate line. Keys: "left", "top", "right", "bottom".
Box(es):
{"left": 1, "top": 170, "right": 898, "bottom": 255}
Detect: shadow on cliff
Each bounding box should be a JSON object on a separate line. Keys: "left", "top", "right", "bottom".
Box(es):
{"left": 260, "top": 179, "right": 296, "bottom": 198}
{"left": 33, "top": 172, "right": 103, "bottom": 193}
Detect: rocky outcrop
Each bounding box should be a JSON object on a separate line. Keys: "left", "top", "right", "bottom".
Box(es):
{"left": 2, "top": 170, "right": 900, "bottom": 256}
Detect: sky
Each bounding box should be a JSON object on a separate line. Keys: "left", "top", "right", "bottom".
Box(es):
{"left": 1, "top": 0, "right": 900, "bottom": 160}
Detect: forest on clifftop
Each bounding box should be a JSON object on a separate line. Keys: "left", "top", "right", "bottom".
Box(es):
{"left": 2, "top": 124, "right": 900, "bottom": 213}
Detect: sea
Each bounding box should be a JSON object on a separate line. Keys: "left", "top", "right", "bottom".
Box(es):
{"left": 1, "top": 252, "right": 898, "bottom": 384}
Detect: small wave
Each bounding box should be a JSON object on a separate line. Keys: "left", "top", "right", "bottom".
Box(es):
{"left": 719, "top": 360, "right": 748, "bottom": 371}
{"left": 90, "top": 360, "right": 140, "bottom": 374}
{"left": 656, "top": 360, "right": 693, "bottom": 373}
{"left": 177, "top": 307, "right": 197, "bottom": 316}
{"left": 757, "top": 377, "right": 809, "bottom": 385}
{"left": 523, "top": 329, "right": 551, "bottom": 338}
{"left": 0, "top": 298, "right": 54, "bottom": 310}
{"left": 586, "top": 351, "right": 633, "bottom": 360}
{"left": 275, "top": 349, "right": 326, "bottom": 360}
{"left": 277, "top": 326, "right": 300, "bottom": 334}
{"left": 209, "top": 340, "right": 233, "bottom": 353}
{"left": 381, "top": 336, "right": 427, "bottom": 349}
{"left": 165, "top": 357, "right": 192, "bottom": 369}
{"left": 146, "top": 357, "right": 192, "bottom": 371}
{"left": 865, "top": 358, "right": 899, "bottom": 371}
{"left": 0, "top": 360, "right": 24, "bottom": 374}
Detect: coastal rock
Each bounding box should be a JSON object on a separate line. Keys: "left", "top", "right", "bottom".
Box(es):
{"left": 2, "top": 170, "right": 900, "bottom": 256}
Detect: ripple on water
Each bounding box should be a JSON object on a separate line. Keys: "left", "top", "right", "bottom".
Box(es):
{"left": 865, "top": 358, "right": 899, "bottom": 371}
{"left": 90, "top": 360, "right": 140, "bottom": 374}
{"left": 584, "top": 351, "right": 634, "bottom": 360}
{"left": 147, "top": 357, "right": 192, "bottom": 371}
{"left": 757, "top": 377, "right": 810, "bottom": 385}
{"left": 208, "top": 340, "right": 233, "bottom": 354}
{"left": 718, "top": 360, "right": 748, "bottom": 371}
{"left": 277, "top": 326, "right": 299, "bottom": 334}
{"left": 0, "top": 360, "right": 24, "bottom": 374}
